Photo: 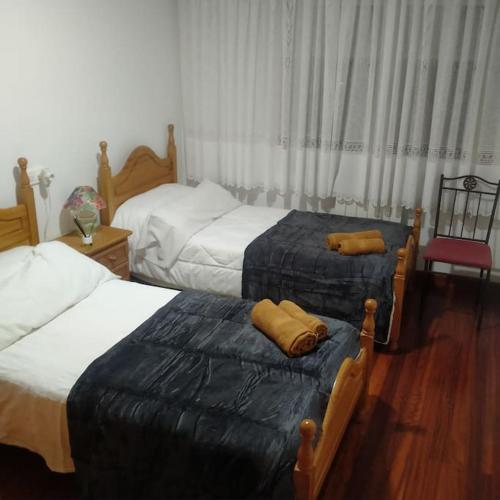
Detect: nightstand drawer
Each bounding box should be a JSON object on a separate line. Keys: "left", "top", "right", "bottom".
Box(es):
{"left": 112, "top": 261, "right": 130, "bottom": 281}
{"left": 93, "top": 241, "right": 128, "bottom": 269}
{"left": 56, "top": 226, "right": 132, "bottom": 281}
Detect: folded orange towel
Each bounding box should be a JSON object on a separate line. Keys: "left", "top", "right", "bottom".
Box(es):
{"left": 251, "top": 299, "right": 317, "bottom": 357}
{"left": 278, "top": 300, "right": 328, "bottom": 341}
{"left": 337, "top": 237, "right": 386, "bottom": 256}
{"left": 326, "top": 230, "right": 383, "bottom": 251}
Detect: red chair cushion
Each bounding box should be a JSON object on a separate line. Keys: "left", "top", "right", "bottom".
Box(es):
{"left": 424, "top": 238, "right": 492, "bottom": 269}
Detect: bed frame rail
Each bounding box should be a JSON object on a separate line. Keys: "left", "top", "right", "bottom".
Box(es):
{"left": 389, "top": 208, "right": 422, "bottom": 350}
{"left": 0, "top": 158, "right": 39, "bottom": 251}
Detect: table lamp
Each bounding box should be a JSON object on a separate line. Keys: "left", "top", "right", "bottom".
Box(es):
{"left": 64, "top": 186, "right": 106, "bottom": 245}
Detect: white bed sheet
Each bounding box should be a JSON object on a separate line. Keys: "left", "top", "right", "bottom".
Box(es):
{"left": 0, "top": 280, "right": 179, "bottom": 473}
{"left": 131, "top": 205, "right": 290, "bottom": 296}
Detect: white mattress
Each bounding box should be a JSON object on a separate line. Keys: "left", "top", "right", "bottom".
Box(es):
{"left": 0, "top": 280, "right": 179, "bottom": 473}
{"left": 131, "top": 205, "right": 290, "bottom": 296}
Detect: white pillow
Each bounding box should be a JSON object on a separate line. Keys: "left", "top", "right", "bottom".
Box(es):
{"left": 145, "top": 180, "right": 242, "bottom": 268}
{"left": 0, "top": 241, "right": 118, "bottom": 350}
{"left": 111, "top": 183, "right": 195, "bottom": 251}
{"left": 0, "top": 245, "right": 33, "bottom": 281}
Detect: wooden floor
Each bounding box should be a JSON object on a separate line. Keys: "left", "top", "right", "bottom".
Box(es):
{"left": 1, "top": 273, "right": 498, "bottom": 500}
{"left": 321, "top": 273, "right": 499, "bottom": 500}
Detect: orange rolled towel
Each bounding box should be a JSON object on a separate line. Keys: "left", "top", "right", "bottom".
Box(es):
{"left": 251, "top": 299, "right": 317, "bottom": 357}
{"left": 337, "top": 237, "right": 386, "bottom": 256}
{"left": 278, "top": 300, "right": 328, "bottom": 341}
{"left": 326, "top": 230, "right": 383, "bottom": 251}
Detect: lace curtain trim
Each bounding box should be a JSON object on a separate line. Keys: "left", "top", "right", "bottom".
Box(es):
{"left": 275, "top": 137, "right": 497, "bottom": 165}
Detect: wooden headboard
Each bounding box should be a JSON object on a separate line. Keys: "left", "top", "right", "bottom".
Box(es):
{"left": 98, "top": 124, "right": 177, "bottom": 225}
{"left": 0, "top": 158, "right": 39, "bottom": 252}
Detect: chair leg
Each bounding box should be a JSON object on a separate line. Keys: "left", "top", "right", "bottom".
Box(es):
{"left": 476, "top": 268, "right": 484, "bottom": 307}
{"left": 477, "top": 268, "right": 491, "bottom": 330}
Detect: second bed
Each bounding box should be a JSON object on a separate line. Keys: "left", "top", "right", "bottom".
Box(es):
{"left": 98, "top": 125, "right": 422, "bottom": 349}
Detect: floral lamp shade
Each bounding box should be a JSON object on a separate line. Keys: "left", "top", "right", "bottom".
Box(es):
{"left": 64, "top": 186, "right": 106, "bottom": 213}
{"left": 64, "top": 186, "right": 106, "bottom": 244}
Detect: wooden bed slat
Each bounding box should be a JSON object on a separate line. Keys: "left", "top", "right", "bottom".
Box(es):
{"left": 0, "top": 158, "right": 39, "bottom": 252}
{"left": 0, "top": 206, "right": 31, "bottom": 250}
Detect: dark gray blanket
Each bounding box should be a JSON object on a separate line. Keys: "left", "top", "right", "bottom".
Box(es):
{"left": 67, "top": 290, "right": 360, "bottom": 499}
{"left": 242, "top": 210, "right": 412, "bottom": 344}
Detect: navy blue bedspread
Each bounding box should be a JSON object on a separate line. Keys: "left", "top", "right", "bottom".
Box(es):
{"left": 242, "top": 210, "right": 412, "bottom": 344}
{"left": 67, "top": 290, "right": 360, "bottom": 499}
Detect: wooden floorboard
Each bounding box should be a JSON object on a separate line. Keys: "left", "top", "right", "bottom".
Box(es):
{"left": 0, "top": 273, "right": 498, "bottom": 499}
{"left": 320, "top": 273, "right": 499, "bottom": 500}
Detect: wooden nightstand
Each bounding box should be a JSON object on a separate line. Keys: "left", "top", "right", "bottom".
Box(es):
{"left": 56, "top": 225, "right": 132, "bottom": 280}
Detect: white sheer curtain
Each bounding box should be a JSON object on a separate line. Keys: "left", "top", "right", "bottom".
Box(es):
{"left": 177, "top": 0, "right": 500, "bottom": 212}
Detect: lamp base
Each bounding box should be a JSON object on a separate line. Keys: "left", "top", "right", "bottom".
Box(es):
{"left": 82, "top": 235, "right": 93, "bottom": 245}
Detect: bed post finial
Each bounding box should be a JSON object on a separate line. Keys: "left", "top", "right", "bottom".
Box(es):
{"left": 17, "top": 157, "right": 39, "bottom": 245}
{"left": 167, "top": 123, "right": 177, "bottom": 183}
{"left": 415, "top": 207, "right": 422, "bottom": 222}
{"left": 18, "top": 157, "right": 28, "bottom": 180}
{"left": 294, "top": 419, "right": 316, "bottom": 500}
{"left": 389, "top": 248, "right": 408, "bottom": 352}
{"left": 362, "top": 299, "right": 377, "bottom": 337}
{"left": 413, "top": 208, "right": 422, "bottom": 248}
{"left": 360, "top": 299, "right": 376, "bottom": 395}
{"left": 298, "top": 419, "right": 316, "bottom": 467}
{"left": 99, "top": 141, "right": 108, "bottom": 160}
{"left": 395, "top": 248, "right": 407, "bottom": 277}
{"left": 98, "top": 140, "right": 114, "bottom": 225}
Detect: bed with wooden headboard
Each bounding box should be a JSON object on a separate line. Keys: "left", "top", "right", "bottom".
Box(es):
{"left": 98, "top": 124, "right": 177, "bottom": 226}
{"left": 1, "top": 156, "right": 376, "bottom": 500}
{"left": 0, "top": 158, "right": 39, "bottom": 252}
{"left": 97, "top": 125, "right": 421, "bottom": 351}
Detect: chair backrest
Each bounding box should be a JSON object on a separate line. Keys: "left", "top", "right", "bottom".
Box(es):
{"left": 433, "top": 174, "right": 500, "bottom": 244}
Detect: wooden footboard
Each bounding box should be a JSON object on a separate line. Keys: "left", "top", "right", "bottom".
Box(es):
{"left": 293, "top": 299, "right": 377, "bottom": 500}
{"left": 388, "top": 208, "right": 422, "bottom": 351}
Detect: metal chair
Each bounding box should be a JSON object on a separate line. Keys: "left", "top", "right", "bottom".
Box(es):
{"left": 423, "top": 174, "right": 500, "bottom": 328}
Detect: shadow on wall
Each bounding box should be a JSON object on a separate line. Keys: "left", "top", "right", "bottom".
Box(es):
{"left": 59, "top": 206, "right": 74, "bottom": 237}
{"left": 12, "top": 164, "right": 20, "bottom": 200}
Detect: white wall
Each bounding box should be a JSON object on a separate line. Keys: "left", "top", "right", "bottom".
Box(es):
{"left": 0, "top": 0, "right": 181, "bottom": 240}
